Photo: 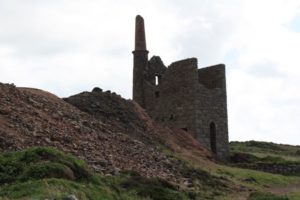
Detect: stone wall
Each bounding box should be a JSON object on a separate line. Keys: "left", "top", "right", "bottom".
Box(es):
{"left": 132, "top": 15, "right": 229, "bottom": 160}
{"left": 195, "top": 64, "right": 229, "bottom": 159}
{"left": 143, "top": 56, "right": 167, "bottom": 112}
{"left": 198, "top": 64, "right": 226, "bottom": 89}
{"left": 233, "top": 163, "right": 300, "bottom": 175}
{"left": 149, "top": 58, "right": 198, "bottom": 136}
{"left": 137, "top": 57, "right": 229, "bottom": 160}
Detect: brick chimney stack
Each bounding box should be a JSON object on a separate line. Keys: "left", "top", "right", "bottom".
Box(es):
{"left": 132, "top": 15, "right": 148, "bottom": 107}
{"left": 135, "top": 15, "right": 147, "bottom": 51}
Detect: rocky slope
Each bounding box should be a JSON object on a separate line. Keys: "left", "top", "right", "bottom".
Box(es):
{"left": 0, "top": 83, "right": 211, "bottom": 185}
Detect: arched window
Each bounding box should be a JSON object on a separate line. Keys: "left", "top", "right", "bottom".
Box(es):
{"left": 210, "top": 122, "right": 217, "bottom": 154}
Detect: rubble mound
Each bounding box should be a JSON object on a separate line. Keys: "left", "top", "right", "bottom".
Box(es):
{"left": 64, "top": 88, "right": 156, "bottom": 144}
{"left": 0, "top": 83, "right": 210, "bottom": 184}
{"left": 64, "top": 88, "right": 212, "bottom": 160}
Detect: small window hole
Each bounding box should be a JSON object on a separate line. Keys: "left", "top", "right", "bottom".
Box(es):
{"left": 155, "top": 91, "right": 160, "bottom": 98}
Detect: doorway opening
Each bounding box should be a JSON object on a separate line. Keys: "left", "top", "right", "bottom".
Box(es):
{"left": 210, "top": 122, "right": 217, "bottom": 154}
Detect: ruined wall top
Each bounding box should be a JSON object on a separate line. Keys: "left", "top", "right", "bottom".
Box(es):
{"left": 168, "top": 58, "right": 198, "bottom": 71}
{"left": 198, "top": 64, "right": 226, "bottom": 89}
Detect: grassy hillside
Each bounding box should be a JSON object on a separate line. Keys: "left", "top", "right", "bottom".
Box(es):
{"left": 230, "top": 141, "right": 300, "bottom": 175}
{"left": 2, "top": 84, "right": 298, "bottom": 199}
{"left": 1, "top": 146, "right": 299, "bottom": 200}
{"left": 230, "top": 141, "right": 300, "bottom": 163}
{"left": 0, "top": 147, "right": 190, "bottom": 200}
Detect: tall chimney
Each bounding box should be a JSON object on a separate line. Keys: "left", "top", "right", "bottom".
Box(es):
{"left": 132, "top": 15, "right": 148, "bottom": 108}
{"left": 135, "top": 15, "right": 147, "bottom": 51}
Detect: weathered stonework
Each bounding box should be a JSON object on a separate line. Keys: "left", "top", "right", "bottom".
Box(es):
{"left": 132, "top": 15, "right": 229, "bottom": 160}
{"left": 233, "top": 163, "right": 300, "bottom": 176}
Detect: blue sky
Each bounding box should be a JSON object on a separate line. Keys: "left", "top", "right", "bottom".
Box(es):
{"left": 0, "top": 0, "right": 299, "bottom": 145}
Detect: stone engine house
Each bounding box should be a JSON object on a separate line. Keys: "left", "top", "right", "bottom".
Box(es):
{"left": 133, "top": 15, "right": 229, "bottom": 159}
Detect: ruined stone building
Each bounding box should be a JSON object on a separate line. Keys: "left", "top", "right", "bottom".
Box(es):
{"left": 132, "top": 15, "right": 229, "bottom": 160}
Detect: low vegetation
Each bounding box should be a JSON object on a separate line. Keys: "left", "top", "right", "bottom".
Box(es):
{"left": 248, "top": 192, "right": 289, "bottom": 200}
{"left": 229, "top": 141, "right": 300, "bottom": 176}
{"left": 0, "top": 147, "right": 193, "bottom": 200}
{"left": 230, "top": 141, "right": 300, "bottom": 163}
{"left": 0, "top": 144, "right": 299, "bottom": 200}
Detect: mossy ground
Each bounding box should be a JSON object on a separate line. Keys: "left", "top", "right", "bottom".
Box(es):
{"left": 230, "top": 141, "right": 300, "bottom": 164}
{"left": 248, "top": 192, "right": 289, "bottom": 200}
{"left": 0, "top": 146, "right": 299, "bottom": 200}
{"left": 224, "top": 141, "right": 300, "bottom": 200}
{"left": 0, "top": 147, "right": 192, "bottom": 200}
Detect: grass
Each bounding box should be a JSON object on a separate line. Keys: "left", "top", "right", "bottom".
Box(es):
{"left": 230, "top": 152, "right": 300, "bottom": 165}
{"left": 248, "top": 190, "right": 300, "bottom": 200}
{"left": 215, "top": 166, "right": 297, "bottom": 194}
{"left": 108, "top": 171, "right": 190, "bottom": 200}
{"left": 0, "top": 146, "right": 90, "bottom": 184}
{"left": 0, "top": 178, "right": 117, "bottom": 200}
{"left": 248, "top": 192, "right": 289, "bottom": 200}
{"left": 229, "top": 141, "right": 300, "bottom": 176}
{"left": 0, "top": 147, "right": 115, "bottom": 200}
{"left": 287, "top": 191, "right": 300, "bottom": 200}
{"left": 158, "top": 141, "right": 300, "bottom": 199}
{"left": 0, "top": 147, "right": 192, "bottom": 200}
{"left": 250, "top": 152, "right": 300, "bottom": 162}
{"left": 219, "top": 141, "right": 300, "bottom": 199}
{"left": 230, "top": 141, "right": 300, "bottom": 162}
{"left": 0, "top": 144, "right": 299, "bottom": 199}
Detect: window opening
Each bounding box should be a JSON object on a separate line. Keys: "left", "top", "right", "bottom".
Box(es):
{"left": 155, "top": 76, "right": 159, "bottom": 85}
{"left": 155, "top": 91, "right": 160, "bottom": 98}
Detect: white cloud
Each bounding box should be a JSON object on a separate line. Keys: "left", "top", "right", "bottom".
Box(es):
{"left": 0, "top": 0, "right": 299, "bottom": 145}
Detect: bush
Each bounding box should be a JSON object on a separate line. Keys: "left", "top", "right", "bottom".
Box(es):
{"left": 0, "top": 147, "right": 91, "bottom": 185}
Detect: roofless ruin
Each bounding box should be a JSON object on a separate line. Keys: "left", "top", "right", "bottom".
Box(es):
{"left": 132, "top": 15, "right": 229, "bottom": 160}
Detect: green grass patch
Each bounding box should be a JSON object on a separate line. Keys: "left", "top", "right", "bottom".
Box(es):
{"left": 112, "top": 171, "right": 189, "bottom": 200}
{"left": 229, "top": 141, "right": 300, "bottom": 176}
{"left": 217, "top": 165, "right": 298, "bottom": 188}
{"left": 1, "top": 144, "right": 298, "bottom": 199}
{"left": 230, "top": 152, "right": 300, "bottom": 165}
{"left": 0, "top": 146, "right": 91, "bottom": 185}
{"left": 0, "top": 147, "right": 193, "bottom": 200}
{"left": 248, "top": 192, "right": 289, "bottom": 200}
{"left": 287, "top": 190, "right": 300, "bottom": 200}
{"left": 0, "top": 178, "right": 117, "bottom": 200}
{"left": 230, "top": 141, "right": 300, "bottom": 161}
{"left": 250, "top": 152, "right": 300, "bottom": 163}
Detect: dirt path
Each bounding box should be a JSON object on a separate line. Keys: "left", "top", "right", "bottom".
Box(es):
{"left": 266, "top": 181, "right": 300, "bottom": 196}
{"left": 229, "top": 191, "right": 250, "bottom": 200}
{"left": 229, "top": 180, "right": 300, "bottom": 200}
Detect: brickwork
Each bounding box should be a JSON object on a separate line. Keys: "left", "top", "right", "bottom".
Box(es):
{"left": 132, "top": 15, "right": 229, "bottom": 160}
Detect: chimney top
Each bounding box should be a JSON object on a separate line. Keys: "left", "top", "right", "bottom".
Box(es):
{"left": 135, "top": 15, "right": 147, "bottom": 51}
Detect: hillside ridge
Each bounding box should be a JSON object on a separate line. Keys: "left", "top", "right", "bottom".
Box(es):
{"left": 0, "top": 83, "right": 211, "bottom": 185}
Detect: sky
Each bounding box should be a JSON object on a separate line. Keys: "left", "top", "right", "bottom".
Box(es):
{"left": 0, "top": 0, "right": 299, "bottom": 145}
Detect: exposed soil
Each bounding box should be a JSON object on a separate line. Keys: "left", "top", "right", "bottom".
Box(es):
{"left": 229, "top": 181, "right": 300, "bottom": 200}
{"left": 266, "top": 181, "right": 300, "bottom": 196}
{"left": 0, "top": 83, "right": 211, "bottom": 185}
